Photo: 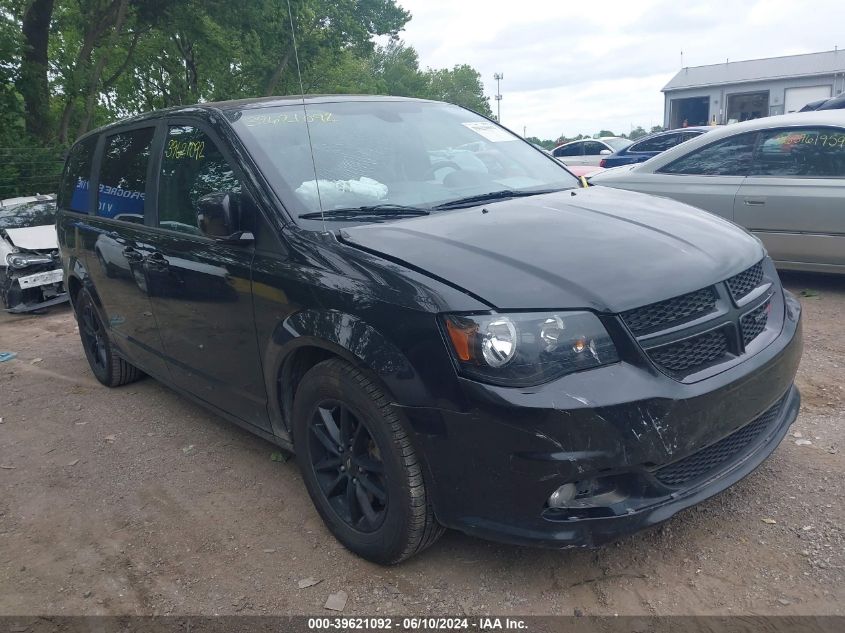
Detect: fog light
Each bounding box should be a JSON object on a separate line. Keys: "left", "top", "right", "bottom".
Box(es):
{"left": 548, "top": 483, "right": 577, "bottom": 508}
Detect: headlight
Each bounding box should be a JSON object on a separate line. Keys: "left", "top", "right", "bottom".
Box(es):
{"left": 443, "top": 311, "right": 619, "bottom": 386}
{"left": 6, "top": 252, "right": 54, "bottom": 269}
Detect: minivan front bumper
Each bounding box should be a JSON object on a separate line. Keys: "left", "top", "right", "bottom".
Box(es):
{"left": 398, "top": 290, "right": 802, "bottom": 549}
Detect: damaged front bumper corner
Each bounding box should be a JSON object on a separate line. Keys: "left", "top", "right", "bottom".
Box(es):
{"left": 397, "top": 291, "right": 802, "bottom": 549}
{"left": 1, "top": 265, "right": 69, "bottom": 313}
{"left": 5, "top": 291, "right": 70, "bottom": 313}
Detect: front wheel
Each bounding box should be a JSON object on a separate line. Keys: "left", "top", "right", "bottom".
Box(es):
{"left": 293, "top": 358, "right": 443, "bottom": 564}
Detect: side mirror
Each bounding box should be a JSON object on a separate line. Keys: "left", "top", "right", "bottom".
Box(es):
{"left": 197, "top": 192, "right": 236, "bottom": 237}
{"left": 599, "top": 149, "right": 612, "bottom": 156}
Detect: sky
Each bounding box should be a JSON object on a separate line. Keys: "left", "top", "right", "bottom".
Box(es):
{"left": 394, "top": 0, "right": 845, "bottom": 140}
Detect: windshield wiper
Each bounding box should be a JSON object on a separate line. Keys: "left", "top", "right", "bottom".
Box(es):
{"left": 298, "top": 204, "right": 431, "bottom": 221}
{"left": 433, "top": 188, "right": 567, "bottom": 210}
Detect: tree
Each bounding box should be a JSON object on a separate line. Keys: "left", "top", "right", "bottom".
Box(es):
{"left": 17, "top": 0, "right": 55, "bottom": 143}
{"left": 628, "top": 125, "right": 647, "bottom": 140}
{"left": 371, "top": 41, "right": 428, "bottom": 97}
{"left": 423, "top": 64, "right": 492, "bottom": 116}
{"left": 597, "top": 129, "right": 615, "bottom": 138}
{"left": 526, "top": 136, "right": 554, "bottom": 150}
{"left": 650, "top": 125, "right": 664, "bottom": 134}
{"left": 1, "top": 0, "right": 495, "bottom": 198}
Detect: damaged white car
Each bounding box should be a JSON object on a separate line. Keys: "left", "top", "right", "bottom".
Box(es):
{"left": 0, "top": 194, "right": 68, "bottom": 313}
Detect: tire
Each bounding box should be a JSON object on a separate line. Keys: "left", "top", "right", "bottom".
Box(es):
{"left": 76, "top": 288, "right": 144, "bottom": 387}
{"left": 293, "top": 358, "right": 443, "bottom": 564}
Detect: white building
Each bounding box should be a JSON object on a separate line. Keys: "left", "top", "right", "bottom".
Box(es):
{"left": 662, "top": 50, "right": 845, "bottom": 129}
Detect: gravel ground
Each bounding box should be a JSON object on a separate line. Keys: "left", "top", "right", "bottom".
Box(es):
{"left": 0, "top": 271, "right": 842, "bottom": 616}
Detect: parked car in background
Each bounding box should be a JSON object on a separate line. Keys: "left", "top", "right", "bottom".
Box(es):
{"left": 800, "top": 93, "right": 845, "bottom": 112}
{"left": 600, "top": 127, "right": 711, "bottom": 168}
{"left": 552, "top": 137, "right": 632, "bottom": 166}
{"left": 590, "top": 111, "right": 845, "bottom": 273}
{"left": 58, "top": 96, "right": 801, "bottom": 564}
{"left": 566, "top": 165, "right": 605, "bottom": 178}
{"left": 0, "top": 194, "right": 68, "bottom": 312}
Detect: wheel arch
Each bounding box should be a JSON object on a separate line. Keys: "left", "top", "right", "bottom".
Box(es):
{"left": 263, "top": 308, "right": 431, "bottom": 441}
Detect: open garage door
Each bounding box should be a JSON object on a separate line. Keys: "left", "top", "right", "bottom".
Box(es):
{"left": 726, "top": 91, "right": 768, "bottom": 123}
{"left": 669, "top": 96, "right": 709, "bottom": 129}
{"left": 785, "top": 85, "right": 832, "bottom": 113}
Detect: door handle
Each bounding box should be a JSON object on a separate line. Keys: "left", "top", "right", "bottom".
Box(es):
{"left": 122, "top": 246, "right": 143, "bottom": 262}
{"left": 744, "top": 197, "right": 766, "bottom": 206}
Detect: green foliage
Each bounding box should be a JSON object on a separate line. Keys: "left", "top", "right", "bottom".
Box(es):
{"left": 422, "top": 64, "right": 492, "bottom": 116}
{"left": 525, "top": 136, "right": 555, "bottom": 150}
{"left": 628, "top": 125, "right": 647, "bottom": 140}
{"left": 0, "top": 0, "right": 494, "bottom": 197}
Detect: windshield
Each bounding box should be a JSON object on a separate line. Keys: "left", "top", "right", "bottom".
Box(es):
{"left": 0, "top": 200, "right": 57, "bottom": 230}
{"left": 604, "top": 138, "right": 633, "bottom": 151}
{"left": 230, "top": 100, "right": 578, "bottom": 223}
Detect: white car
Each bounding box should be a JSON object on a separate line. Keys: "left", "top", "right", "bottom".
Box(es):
{"left": 0, "top": 194, "right": 68, "bottom": 312}
{"left": 589, "top": 111, "right": 845, "bottom": 274}
{"left": 551, "top": 137, "right": 633, "bottom": 166}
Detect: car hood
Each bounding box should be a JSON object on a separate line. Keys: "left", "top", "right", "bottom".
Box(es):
{"left": 338, "top": 187, "right": 764, "bottom": 312}
{"left": 3, "top": 225, "right": 58, "bottom": 251}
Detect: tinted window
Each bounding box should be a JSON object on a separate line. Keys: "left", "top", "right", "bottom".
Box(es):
{"left": 553, "top": 143, "right": 582, "bottom": 157}
{"left": 583, "top": 141, "right": 607, "bottom": 155}
{"left": 752, "top": 128, "right": 845, "bottom": 177}
{"left": 679, "top": 131, "right": 703, "bottom": 143}
{"left": 603, "top": 138, "right": 634, "bottom": 151}
{"left": 158, "top": 125, "right": 242, "bottom": 237}
{"left": 98, "top": 128, "right": 154, "bottom": 220}
{"left": 631, "top": 132, "right": 694, "bottom": 153}
{"left": 659, "top": 132, "right": 757, "bottom": 176}
{"left": 59, "top": 137, "right": 96, "bottom": 213}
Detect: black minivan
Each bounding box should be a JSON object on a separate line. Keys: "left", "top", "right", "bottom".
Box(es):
{"left": 57, "top": 96, "right": 802, "bottom": 564}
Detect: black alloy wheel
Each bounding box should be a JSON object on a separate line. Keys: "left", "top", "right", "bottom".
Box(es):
{"left": 79, "top": 296, "right": 109, "bottom": 375}
{"left": 75, "top": 288, "right": 143, "bottom": 387}
{"left": 293, "top": 358, "right": 443, "bottom": 564}
{"left": 308, "top": 401, "right": 388, "bottom": 532}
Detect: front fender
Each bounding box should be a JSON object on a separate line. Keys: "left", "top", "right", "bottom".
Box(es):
{"left": 263, "top": 308, "right": 452, "bottom": 438}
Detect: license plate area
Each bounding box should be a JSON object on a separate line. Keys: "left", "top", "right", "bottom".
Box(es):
{"left": 17, "top": 268, "right": 64, "bottom": 289}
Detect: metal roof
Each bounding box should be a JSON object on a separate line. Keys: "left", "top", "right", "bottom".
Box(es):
{"left": 663, "top": 50, "right": 845, "bottom": 92}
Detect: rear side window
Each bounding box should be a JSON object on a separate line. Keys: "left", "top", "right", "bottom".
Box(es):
{"left": 59, "top": 137, "right": 96, "bottom": 213}
{"left": 752, "top": 128, "right": 845, "bottom": 177}
{"left": 97, "top": 128, "right": 154, "bottom": 220}
{"left": 658, "top": 132, "right": 757, "bottom": 176}
{"left": 157, "top": 125, "right": 242, "bottom": 237}
{"left": 631, "top": 132, "right": 689, "bottom": 153}
{"left": 583, "top": 141, "right": 607, "bottom": 155}
{"left": 553, "top": 143, "right": 581, "bottom": 157}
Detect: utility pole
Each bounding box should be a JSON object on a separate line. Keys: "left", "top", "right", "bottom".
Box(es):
{"left": 493, "top": 72, "right": 503, "bottom": 122}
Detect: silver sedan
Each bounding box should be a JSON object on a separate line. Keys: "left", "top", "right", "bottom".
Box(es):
{"left": 590, "top": 111, "right": 845, "bottom": 274}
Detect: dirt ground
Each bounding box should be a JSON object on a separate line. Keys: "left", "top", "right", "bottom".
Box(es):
{"left": 0, "top": 271, "right": 842, "bottom": 616}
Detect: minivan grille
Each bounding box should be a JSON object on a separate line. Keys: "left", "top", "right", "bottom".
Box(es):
{"left": 654, "top": 393, "right": 786, "bottom": 487}
{"left": 649, "top": 329, "right": 729, "bottom": 373}
{"left": 741, "top": 300, "right": 770, "bottom": 346}
{"left": 621, "top": 260, "right": 773, "bottom": 380}
{"left": 621, "top": 287, "right": 717, "bottom": 336}
{"left": 727, "top": 262, "right": 764, "bottom": 302}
